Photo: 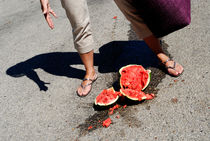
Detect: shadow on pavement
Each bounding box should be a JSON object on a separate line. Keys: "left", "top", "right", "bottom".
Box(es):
{"left": 6, "top": 40, "right": 170, "bottom": 136}
{"left": 76, "top": 40, "right": 171, "bottom": 137}
{"left": 6, "top": 52, "right": 85, "bottom": 91}
{"left": 6, "top": 40, "right": 159, "bottom": 91}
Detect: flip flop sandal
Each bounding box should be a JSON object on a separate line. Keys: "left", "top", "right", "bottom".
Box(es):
{"left": 163, "top": 59, "right": 184, "bottom": 77}
{"left": 77, "top": 74, "right": 98, "bottom": 97}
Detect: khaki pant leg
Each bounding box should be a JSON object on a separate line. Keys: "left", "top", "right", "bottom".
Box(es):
{"left": 114, "top": 0, "right": 152, "bottom": 39}
{"left": 61, "top": 0, "right": 94, "bottom": 54}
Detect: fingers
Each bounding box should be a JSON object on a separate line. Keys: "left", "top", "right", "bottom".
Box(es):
{"left": 45, "top": 13, "right": 54, "bottom": 29}
{"left": 45, "top": 8, "right": 57, "bottom": 29}
{"left": 49, "top": 8, "right": 57, "bottom": 18}
{"left": 40, "top": 0, "right": 57, "bottom": 29}
{"left": 44, "top": 7, "right": 57, "bottom": 29}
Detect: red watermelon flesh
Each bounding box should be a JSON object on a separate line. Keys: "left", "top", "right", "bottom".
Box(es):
{"left": 95, "top": 87, "right": 119, "bottom": 106}
{"left": 120, "top": 88, "right": 147, "bottom": 101}
{"left": 120, "top": 69, "right": 150, "bottom": 91}
{"left": 145, "top": 93, "right": 155, "bottom": 100}
{"left": 102, "top": 118, "right": 112, "bottom": 127}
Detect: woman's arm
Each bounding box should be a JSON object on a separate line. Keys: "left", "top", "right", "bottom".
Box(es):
{"left": 40, "top": 0, "right": 57, "bottom": 29}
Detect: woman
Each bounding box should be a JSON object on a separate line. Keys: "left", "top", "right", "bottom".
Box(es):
{"left": 114, "top": 0, "right": 184, "bottom": 77}
{"left": 40, "top": 0, "right": 183, "bottom": 97}
{"left": 40, "top": 0, "right": 97, "bottom": 97}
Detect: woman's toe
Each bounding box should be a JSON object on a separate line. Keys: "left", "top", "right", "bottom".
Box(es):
{"left": 176, "top": 63, "right": 184, "bottom": 74}
{"left": 168, "top": 68, "right": 179, "bottom": 76}
{"left": 77, "top": 86, "right": 83, "bottom": 96}
{"left": 82, "top": 85, "right": 91, "bottom": 96}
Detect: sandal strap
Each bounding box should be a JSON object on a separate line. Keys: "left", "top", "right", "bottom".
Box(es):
{"left": 80, "top": 83, "right": 92, "bottom": 89}
{"left": 163, "top": 58, "right": 172, "bottom": 65}
{"left": 80, "top": 78, "right": 94, "bottom": 88}
{"left": 83, "top": 78, "right": 94, "bottom": 81}
{"left": 81, "top": 74, "right": 98, "bottom": 88}
{"left": 82, "top": 74, "right": 98, "bottom": 82}
{"left": 165, "top": 61, "right": 176, "bottom": 70}
{"left": 163, "top": 58, "right": 177, "bottom": 70}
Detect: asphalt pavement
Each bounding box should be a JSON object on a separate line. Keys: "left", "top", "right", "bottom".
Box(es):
{"left": 0, "top": 0, "right": 209, "bottom": 141}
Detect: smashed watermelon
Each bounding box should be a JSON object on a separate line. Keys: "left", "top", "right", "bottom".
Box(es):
{"left": 119, "top": 65, "right": 151, "bottom": 91}
{"left": 95, "top": 87, "right": 119, "bottom": 106}
{"left": 95, "top": 65, "right": 154, "bottom": 107}
{"left": 119, "top": 65, "right": 154, "bottom": 101}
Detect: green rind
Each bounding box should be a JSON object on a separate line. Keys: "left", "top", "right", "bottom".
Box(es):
{"left": 119, "top": 78, "right": 123, "bottom": 90}
{"left": 95, "top": 95, "right": 119, "bottom": 106}
{"left": 142, "top": 70, "right": 151, "bottom": 91}
{"left": 120, "top": 89, "right": 139, "bottom": 101}
{"left": 141, "top": 96, "right": 147, "bottom": 100}
{"left": 120, "top": 89, "right": 138, "bottom": 101}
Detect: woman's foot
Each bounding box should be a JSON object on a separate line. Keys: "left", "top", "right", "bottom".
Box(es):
{"left": 77, "top": 72, "right": 97, "bottom": 97}
{"left": 162, "top": 59, "right": 184, "bottom": 77}
{"left": 77, "top": 50, "right": 96, "bottom": 97}
{"left": 143, "top": 35, "right": 184, "bottom": 77}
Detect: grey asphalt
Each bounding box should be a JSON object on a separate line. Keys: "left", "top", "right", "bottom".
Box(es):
{"left": 0, "top": 0, "right": 209, "bottom": 141}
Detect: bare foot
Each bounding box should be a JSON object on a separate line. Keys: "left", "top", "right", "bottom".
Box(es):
{"left": 164, "top": 60, "right": 184, "bottom": 77}
{"left": 77, "top": 72, "right": 97, "bottom": 97}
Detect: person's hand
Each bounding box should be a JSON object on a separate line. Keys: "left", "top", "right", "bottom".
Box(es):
{"left": 40, "top": 0, "right": 57, "bottom": 29}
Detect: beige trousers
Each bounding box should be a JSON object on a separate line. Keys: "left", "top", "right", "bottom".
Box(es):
{"left": 61, "top": 0, "right": 152, "bottom": 53}
{"left": 61, "top": 0, "right": 94, "bottom": 54}
{"left": 114, "top": 0, "right": 152, "bottom": 39}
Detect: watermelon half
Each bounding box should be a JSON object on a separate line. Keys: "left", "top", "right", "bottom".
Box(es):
{"left": 95, "top": 87, "right": 119, "bottom": 106}
{"left": 119, "top": 65, "right": 151, "bottom": 91}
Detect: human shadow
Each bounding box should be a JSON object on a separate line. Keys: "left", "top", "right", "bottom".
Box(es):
{"left": 97, "top": 40, "right": 159, "bottom": 72}
{"left": 6, "top": 41, "right": 159, "bottom": 91}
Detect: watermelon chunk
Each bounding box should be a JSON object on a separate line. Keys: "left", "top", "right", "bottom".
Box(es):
{"left": 95, "top": 87, "right": 119, "bottom": 106}
{"left": 120, "top": 88, "right": 147, "bottom": 101}
{"left": 102, "top": 118, "right": 112, "bottom": 127}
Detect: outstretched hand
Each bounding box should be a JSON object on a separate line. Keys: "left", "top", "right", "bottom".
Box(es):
{"left": 40, "top": 0, "right": 57, "bottom": 29}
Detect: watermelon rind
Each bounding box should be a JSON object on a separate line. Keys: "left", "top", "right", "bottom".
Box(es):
{"left": 95, "top": 96, "right": 119, "bottom": 106}
{"left": 120, "top": 89, "right": 147, "bottom": 101}
{"left": 95, "top": 87, "right": 119, "bottom": 106}
{"left": 142, "top": 70, "right": 151, "bottom": 91}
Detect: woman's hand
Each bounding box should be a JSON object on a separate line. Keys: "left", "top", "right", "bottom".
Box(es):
{"left": 40, "top": 0, "right": 57, "bottom": 29}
